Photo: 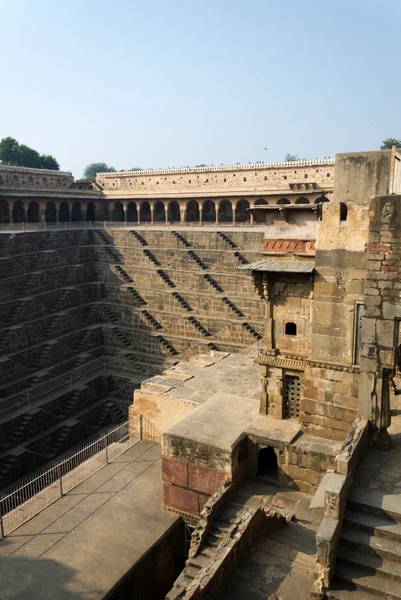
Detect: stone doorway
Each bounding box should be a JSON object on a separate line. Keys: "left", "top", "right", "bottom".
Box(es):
{"left": 257, "top": 446, "right": 278, "bottom": 482}
{"left": 283, "top": 374, "right": 301, "bottom": 419}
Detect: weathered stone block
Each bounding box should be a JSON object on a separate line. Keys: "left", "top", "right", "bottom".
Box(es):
{"left": 188, "top": 464, "right": 225, "bottom": 496}
{"left": 162, "top": 457, "right": 188, "bottom": 487}
{"left": 163, "top": 482, "right": 199, "bottom": 516}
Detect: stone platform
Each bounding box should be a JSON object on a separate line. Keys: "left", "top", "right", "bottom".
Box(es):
{"left": 0, "top": 441, "right": 181, "bottom": 600}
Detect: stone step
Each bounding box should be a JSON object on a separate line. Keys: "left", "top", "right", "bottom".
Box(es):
{"left": 205, "top": 533, "right": 223, "bottom": 547}
{"left": 187, "top": 552, "right": 210, "bottom": 569}
{"left": 348, "top": 486, "right": 401, "bottom": 525}
{"left": 328, "top": 581, "right": 390, "bottom": 600}
{"left": 334, "top": 564, "right": 401, "bottom": 599}
{"left": 344, "top": 508, "right": 401, "bottom": 542}
{"left": 341, "top": 526, "right": 401, "bottom": 563}
{"left": 212, "top": 518, "right": 231, "bottom": 533}
{"left": 175, "top": 572, "right": 194, "bottom": 588}
{"left": 184, "top": 563, "right": 201, "bottom": 579}
{"left": 338, "top": 545, "right": 401, "bottom": 583}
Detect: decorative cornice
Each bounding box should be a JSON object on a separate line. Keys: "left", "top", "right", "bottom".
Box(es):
{"left": 258, "top": 352, "right": 359, "bottom": 373}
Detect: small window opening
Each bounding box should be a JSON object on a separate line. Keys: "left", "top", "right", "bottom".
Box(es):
{"left": 339, "top": 202, "right": 348, "bottom": 221}
{"left": 285, "top": 322, "right": 297, "bottom": 336}
{"left": 258, "top": 447, "right": 278, "bottom": 480}
{"left": 243, "top": 177, "right": 247, "bottom": 182}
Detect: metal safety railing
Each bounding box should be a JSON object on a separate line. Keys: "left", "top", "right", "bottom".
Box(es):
{"left": 0, "top": 220, "right": 264, "bottom": 234}
{"left": 0, "top": 415, "right": 160, "bottom": 537}
{"left": 0, "top": 356, "right": 106, "bottom": 415}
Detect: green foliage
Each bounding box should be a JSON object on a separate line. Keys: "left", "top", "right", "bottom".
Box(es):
{"left": 0, "top": 137, "right": 59, "bottom": 170}
{"left": 380, "top": 138, "right": 401, "bottom": 150}
{"left": 41, "top": 154, "right": 60, "bottom": 170}
{"left": 128, "top": 167, "right": 143, "bottom": 171}
{"left": 83, "top": 162, "right": 116, "bottom": 179}
{"left": 284, "top": 153, "right": 299, "bottom": 162}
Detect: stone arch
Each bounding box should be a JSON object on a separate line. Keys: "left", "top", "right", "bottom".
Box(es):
{"left": 112, "top": 201, "right": 124, "bottom": 222}
{"left": 86, "top": 202, "right": 96, "bottom": 222}
{"left": 28, "top": 176, "right": 33, "bottom": 184}
{"left": 43, "top": 177, "right": 48, "bottom": 185}
{"left": 167, "top": 201, "right": 180, "bottom": 223}
{"left": 59, "top": 201, "right": 70, "bottom": 222}
{"left": 13, "top": 175, "right": 18, "bottom": 183}
{"left": 235, "top": 199, "right": 250, "bottom": 223}
{"left": 127, "top": 201, "right": 138, "bottom": 222}
{"left": 72, "top": 201, "right": 83, "bottom": 222}
{"left": 45, "top": 201, "right": 57, "bottom": 223}
{"left": 0, "top": 199, "right": 10, "bottom": 223}
{"left": 56, "top": 178, "right": 61, "bottom": 186}
{"left": 277, "top": 198, "right": 290, "bottom": 205}
{"left": 315, "top": 196, "right": 329, "bottom": 204}
{"left": 202, "top": 200, "right": 216, "bottom": 223}
{"left": 140, "top": 201, "right": 151, "bottom": 223}
{"left": 12, "top": 200, "right": 25, "bottom": 223}
{"left": 186, "top": 200, "right": 200, "bottom": 222}
{"left": 254, "top": 198, "right": 268, "bottom": 206}
{"left": 295, "top": 197, "right": 310, "bottom": 204}
{"left": 27, "top": 201, "right": 40, "bottom": 223}
{"left": 0, "top": 175, "right": 4, "bottom": 185}
{"left": 154, "top": 201, "right": 165, "bottom": 223}
{"left": 218, "top": 199, "right": 233, "bottom": 222}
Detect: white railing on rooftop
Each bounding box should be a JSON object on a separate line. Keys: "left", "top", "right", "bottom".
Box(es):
{"left": 0, "top": 165, "right": 72, "bottom": 176}
{"left": 97, "top": 158, "right": 335, "bottom": 178}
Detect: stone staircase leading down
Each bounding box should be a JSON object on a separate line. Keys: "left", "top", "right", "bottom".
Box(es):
{"left": 167, "top": 500, "right": 255, "bottom": 597}
{"left": 329, "top": 486, "right": 401, "bottom": 599}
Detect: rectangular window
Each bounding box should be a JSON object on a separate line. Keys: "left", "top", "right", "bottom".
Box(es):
{"left": 353, "top": 303, "right": 364, "bottom": 364}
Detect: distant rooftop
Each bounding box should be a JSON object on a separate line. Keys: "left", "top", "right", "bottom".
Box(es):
{"left": 97, "top": 158, "right": 335, "bottom": 178}
{"left": 0, "top": 164, "right": 72, "bottom": 176}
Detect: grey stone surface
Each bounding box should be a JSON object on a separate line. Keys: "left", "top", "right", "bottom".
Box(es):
{"left": 0, "top": 441, "right": 178, "bottom": 600}
{"left": 245, "top": 415, "right": 302, "bottom": 448}
{"left": 309, "top": 470, "right": 336, "bottom": 509}
{"left": 165, "top": 392, "right": 259, "bottom": 452}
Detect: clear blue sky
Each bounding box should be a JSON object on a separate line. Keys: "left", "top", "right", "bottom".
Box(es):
{"left": 2, "top": 0, "right": 400, "bottom": 177}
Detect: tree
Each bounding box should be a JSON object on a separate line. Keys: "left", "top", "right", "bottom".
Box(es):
{"left": 0, "top": 137, "right": 60, "bottom": 169}
{"left": 128, "top": 167, "right": 143, "bottom": 171}
{"left": 380, "top": 138, "right": 401, "bottom": 150}
{"left": 41, "top": 154, "right": 60, "bottom": 170}
{"left": 83, "top": 162, "right": 116, "bottom": 179}
{"left": 284, "top": 153, "right": 299, "bottom": 162}
{"left": 0, "top": 137, "right": 20, "bottom": 165}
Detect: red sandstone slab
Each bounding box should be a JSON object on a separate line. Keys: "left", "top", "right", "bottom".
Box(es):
{"left": 162, "top": 457, "right": 188, "bottom": 487}
{"left": 188, "top": 464, "right": 225, "bottom": 496}
{"left": 198, "top": 493, "right": 210, "bottom": 514}
{"left": 163, "top": 482, "right": 199, "bottom": 516}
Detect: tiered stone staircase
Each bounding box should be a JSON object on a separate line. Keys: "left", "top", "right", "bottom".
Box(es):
{"left": 330, "top": 487, "right": 401, "bottom": 599}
